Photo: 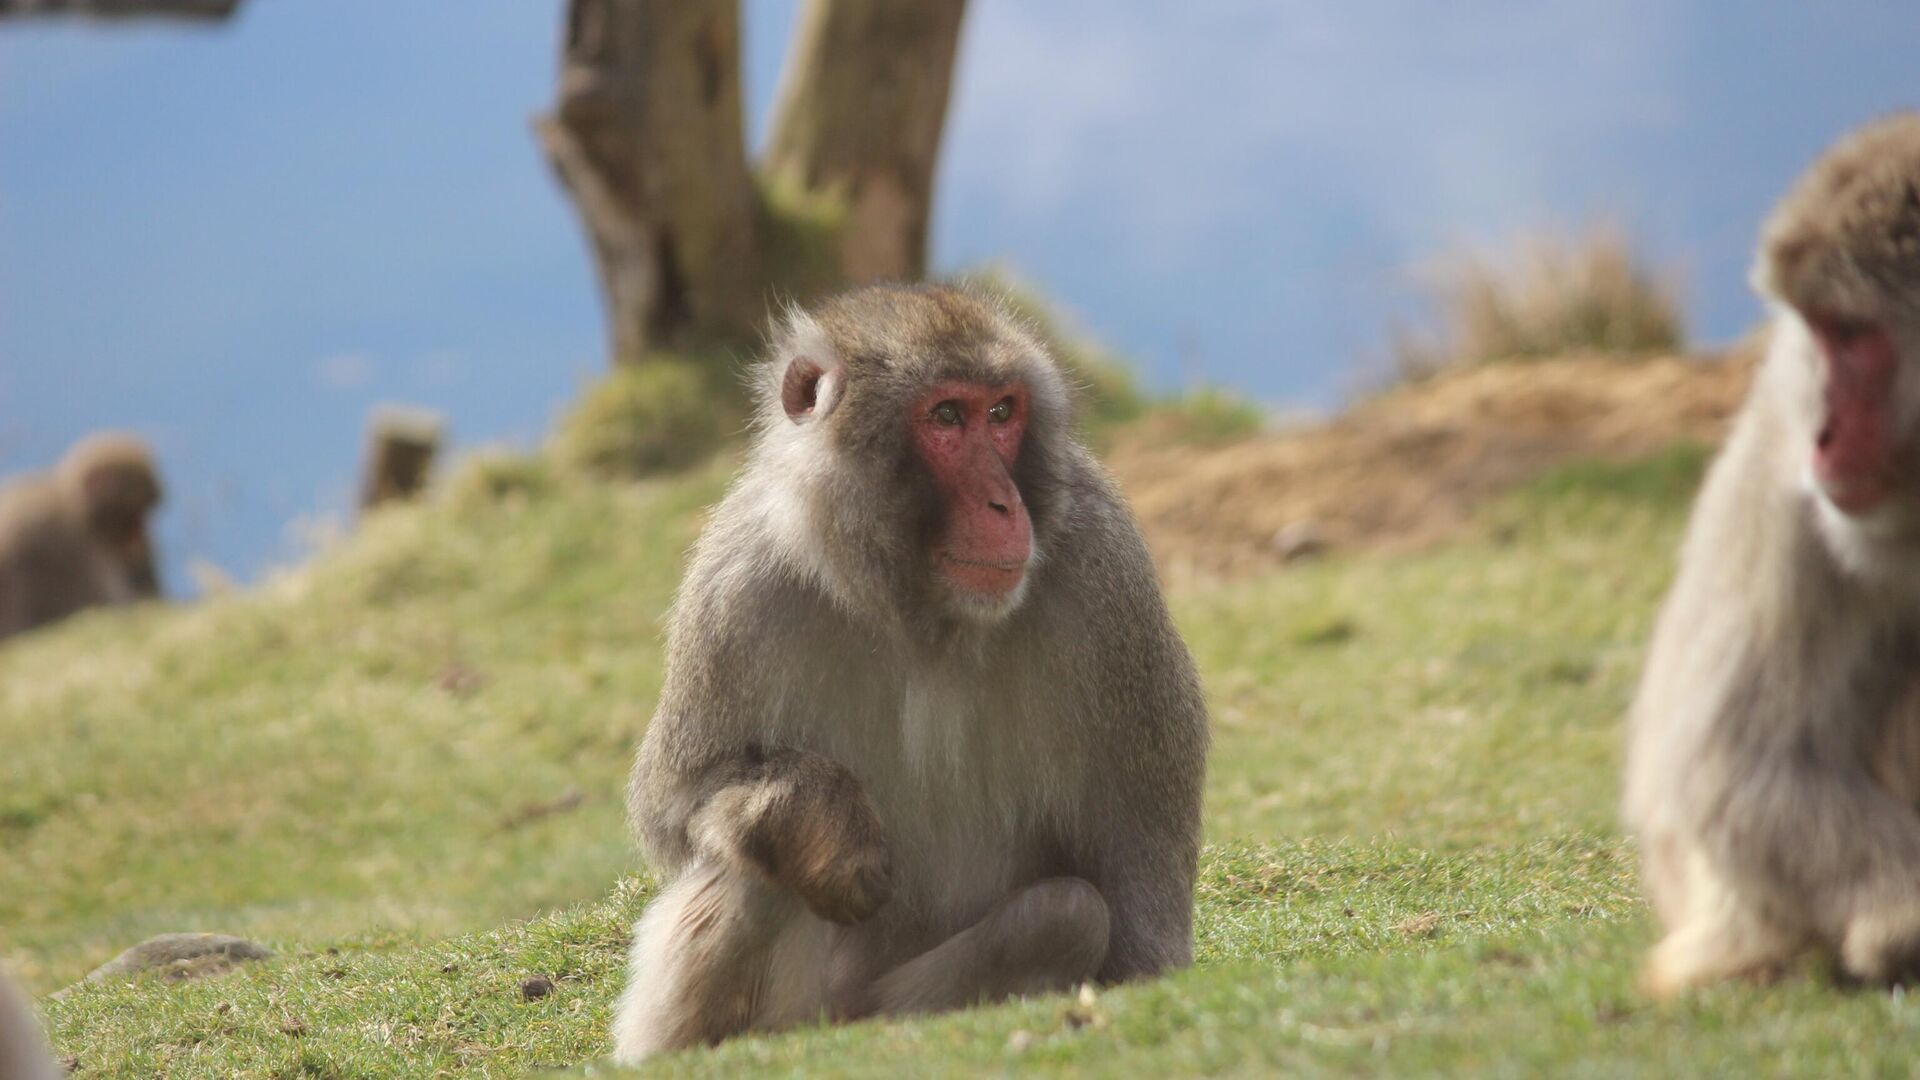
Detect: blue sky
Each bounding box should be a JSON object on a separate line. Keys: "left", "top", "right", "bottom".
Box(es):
{"left": 0, "top": 1, "right": 1913, "bottom": 589}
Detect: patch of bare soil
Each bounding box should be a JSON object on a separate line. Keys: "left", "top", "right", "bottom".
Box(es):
{"left": 1109, "top": 347, "right": 1760, "bottom": 578}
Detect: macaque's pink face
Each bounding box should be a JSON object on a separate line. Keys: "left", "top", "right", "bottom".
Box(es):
{"left": 1807, "top": 314, "right": 1902, "bottom": 515}
{"left": 910, "top": 380, "right": 1033, "bottom": 605}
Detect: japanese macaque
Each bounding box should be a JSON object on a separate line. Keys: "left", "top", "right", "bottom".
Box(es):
{"left": 0, "top": 968, "right": 57, "bottom": 1080}
{"left": 0, "top": 433, "right": 163, "bottom": 642}
{"left": 1626, "top": 113, "right": 1920, "bottom": 994}
{"left": 610, "top": 285, "right": 1209, "bottom": 1061}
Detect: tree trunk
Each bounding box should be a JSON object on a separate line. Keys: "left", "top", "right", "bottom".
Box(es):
{"left": 536, "top": 0, "right": 758, "bottom": 367}
{"left": 762, "top": 0, "right": 967, "bottom": 285}
{"left": 0, "top": 0, "right": 239, "bottom": 15}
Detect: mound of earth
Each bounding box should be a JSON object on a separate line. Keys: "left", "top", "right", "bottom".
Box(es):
{"left": 1109, "top": 347, "right": 1760, "bottom": 578}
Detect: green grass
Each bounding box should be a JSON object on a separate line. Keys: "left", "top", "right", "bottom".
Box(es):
{"left": 9, "top": 439, "right": 1901, "bottom": 1077}
{"left": 549, "top": 359, "right": 738, "bottom": 482}
{"left": 0, "top": 458, "right": 728, "bottom": 992}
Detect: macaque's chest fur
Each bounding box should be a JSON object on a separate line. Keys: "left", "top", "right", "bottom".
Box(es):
{"left": 763, "top": 623, "right": 1082, "bottom": 935}
{"left": 1871, "top": 674, "right": 1920, "bottom": 805}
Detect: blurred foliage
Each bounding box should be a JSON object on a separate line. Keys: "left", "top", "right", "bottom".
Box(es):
{"left": 439, "top": 449, "right": 558, "bottom": 515}
{"left": 550, "top": 357, "right": 737, "bottom": 481}
{"left": 1395, "top": 225, "right": 1685, "bottom": 374}
{"left": 1516, "top": 442, "right": 1715, "bottom": 507}
{"left": 1136, "top": 386, "right": 1267, "bottom": 445}
{"left": 755, "top": 173, "right": 851, "bottom": 310}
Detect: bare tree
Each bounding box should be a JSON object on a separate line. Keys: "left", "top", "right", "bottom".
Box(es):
{"left": 0, "top": 0, "right": 239, "bottom": 16}
{"left": 544, "top": 0, "right": 969, "bottom": 368}
{"left": 762, "top": 0, "right": 968, "bottom": 285}
{"left": 537, "top": 0, "right": 760, "bottom": 367}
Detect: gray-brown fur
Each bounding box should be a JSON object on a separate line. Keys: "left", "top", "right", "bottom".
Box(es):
{"left": 1756, "top": 112, "right": 1920, "bottom": 326}
{"left": 611, "top": 285, "right": 1208, "bottom": 1061}
{"left": 0, "top": 432, "right": 163, "bottom": 642}
{"left": 0, "top": 968, "right": 58, "bottom": 1080}
{"left": 1625, "top": 116, "right": 1920, "bottom": 994}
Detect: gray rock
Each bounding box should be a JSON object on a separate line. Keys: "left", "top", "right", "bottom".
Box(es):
{"left": 84, "top": 933, "right": 271, "bottom": 985}
{"left": 1273, "top": 521, "right": 1328, "bottom": 562}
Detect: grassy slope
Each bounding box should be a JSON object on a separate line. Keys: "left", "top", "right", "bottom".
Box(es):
{"left": 1, "top": 463, "right": 726, "bottom": 990}
{"left": 12, "top": 442, "right": 1911, "bottom": 1076}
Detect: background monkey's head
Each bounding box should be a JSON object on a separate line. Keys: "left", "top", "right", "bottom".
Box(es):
{"left": 1755, "top": 112, "right": 1920, "bottom": 524}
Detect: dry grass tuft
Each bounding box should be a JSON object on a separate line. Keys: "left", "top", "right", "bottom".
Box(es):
{"left": 1396, "top": 227, "right": 1686, "bottom": 373}
{"left": 1109, "top": 343, "right": 1761, "bottom": 578}
{"left": 549, "top": 358, "right": 735, "bottom": 481}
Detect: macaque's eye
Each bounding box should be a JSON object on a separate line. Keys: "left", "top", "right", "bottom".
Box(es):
{"left": 988, "top": 398, "right": 1014, "bottom": 423}
{"left": 932, "top": 401, "right": 964, "bottom": 426}
{"left": 1819, "top": 314, "right": 1874, "bottom": 343}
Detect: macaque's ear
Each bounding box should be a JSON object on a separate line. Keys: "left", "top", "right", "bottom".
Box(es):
{"left": 781, "top": 356, "right": 841, "bottom": 423}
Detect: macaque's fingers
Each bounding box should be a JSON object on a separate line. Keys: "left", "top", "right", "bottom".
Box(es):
{"left": 691, "top": 751, "right": 894, "bottom": 924}
{"left": 768, "top": 791, "right": 892, "bottom": 925}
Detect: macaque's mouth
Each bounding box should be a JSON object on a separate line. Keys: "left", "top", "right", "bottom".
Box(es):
{"left": 1814, "top": 423, "right": 1895, "bottom": 515}
{"left": 1808, "top": 314, "right": 1900, "bottom": 515}
{"left": 936, "top": 552, "right": 1027, "bottom": 596}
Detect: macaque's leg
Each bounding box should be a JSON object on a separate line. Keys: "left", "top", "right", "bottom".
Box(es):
{"left": 1644, "top": 845, "right": 1802, "bottom": 997}
{"left": 611, "top": 860, "right": 835, "bottom": 1063}
{"left": 870, "top": 877, "right": 1110, "bottom": 1016}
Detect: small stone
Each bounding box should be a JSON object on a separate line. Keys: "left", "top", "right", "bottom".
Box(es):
{"left": 278, "top": 1016, "right": 307, "bottom": 1037}
{"left": 497, "top": 787, "right": 586, "bottom": 833}
{"left": 83, "top": 934, "right": 271, "bottom": 987}
{"left": 521, "top": 976, "right": 553, "bottom": 1002}
{"left": 1060, "top": 982, "right": 1107, "bottom": 1030}
{"left": 436, "top": 662, "right": 488, "bottom": 699}
{"left": 1396, "top": 911, "right": 1443, "bottom": 938}
{"left": 1273, "top": 521, "right": 1327, "bottom": 562}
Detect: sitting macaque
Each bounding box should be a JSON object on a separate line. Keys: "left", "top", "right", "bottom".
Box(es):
{"left": 1627, "top": 113, "right": 1920, "bottom": 992}
{"left": 611, "top": 285, "right": 1209, "bottom": 1060}
{"left": 0, "top": 432, "right": 163, "bottom": 641}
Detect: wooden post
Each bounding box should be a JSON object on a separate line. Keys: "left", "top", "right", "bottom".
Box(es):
{"left": 358, "top": 406, "right": 443, "bottom": 511}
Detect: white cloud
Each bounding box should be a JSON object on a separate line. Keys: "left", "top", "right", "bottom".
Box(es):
{"left": 944, "top": 0, "right": 1687, "bottom": 266}
{"left": 314, "top": 351, "right": 373, "bottom": 390}
{"left": 411, "top": 349, "right": 464, "bottom": 389}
